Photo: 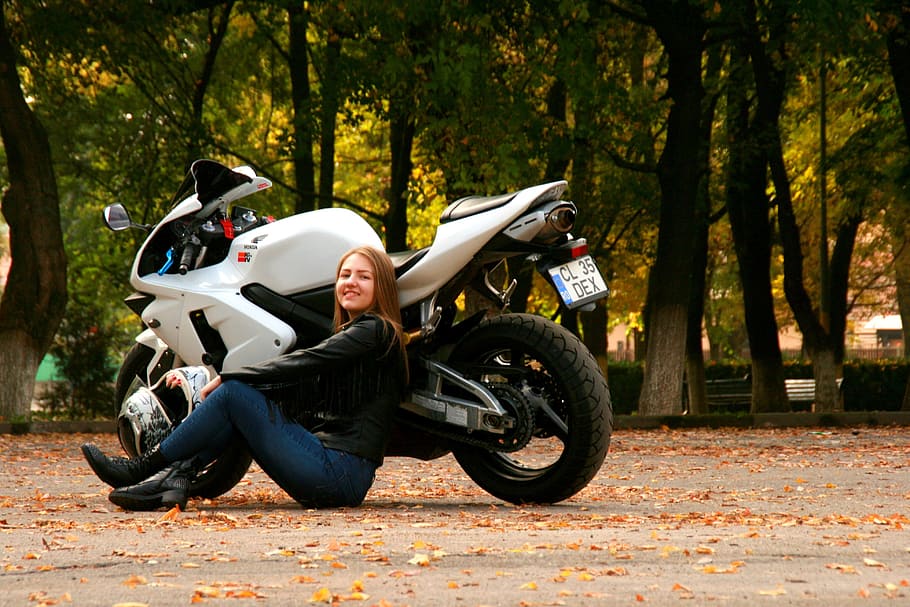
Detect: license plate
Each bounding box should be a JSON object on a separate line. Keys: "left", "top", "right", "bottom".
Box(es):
{"left": 547, "top": 256, "right": 609, "bottom": 309}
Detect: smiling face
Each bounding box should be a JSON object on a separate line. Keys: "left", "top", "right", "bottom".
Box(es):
{"left": 335, "top": 252, "right": 376, "bottom": 317}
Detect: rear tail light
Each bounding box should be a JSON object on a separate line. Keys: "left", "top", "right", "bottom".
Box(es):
{"left": 570, "top": 242, "right": 588, "bottom": 258}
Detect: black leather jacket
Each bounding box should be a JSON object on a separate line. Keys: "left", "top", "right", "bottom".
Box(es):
{"left": 220, "top": 314, "right": 404, "bottom": 464}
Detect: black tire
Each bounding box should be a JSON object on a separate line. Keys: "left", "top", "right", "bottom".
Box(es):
{"left": 447, "top": 313, "right": 612, "bottom": 504}
{"left": 115, "top": 343, "right": 252, "bottom": 499}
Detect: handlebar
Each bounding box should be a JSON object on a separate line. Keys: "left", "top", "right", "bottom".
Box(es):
{"left": 178, "top": 236, "right": 201, "bottom": 275}
{"left": 152, "top": 207, "right": 271, "bottom": 276}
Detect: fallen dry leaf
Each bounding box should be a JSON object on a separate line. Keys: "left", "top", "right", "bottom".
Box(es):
{"left": 193, "top": 586, "right": 221, "bottom": 599}
{"left": 338, "top": 591, "right": 369, "bottom": 601}
{"left": 827, "top": 563, "right": 858, "bottom": 574}
{"left": 158, "top": 505, "right": 181, "bottom": 521}
{"left": 225, "top": 589, "right": 266, "bottom": 599}
{"left": 308, "top": 587, "right": 332, "bottom": 603}
{"left": 121, "top": 575, "right": 147, "bottom": 588}
{"left": 2, "top": 428, "right": 908, "bottom": 606}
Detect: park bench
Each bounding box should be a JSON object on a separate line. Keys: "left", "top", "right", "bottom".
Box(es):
{"left": 784, "top": 377, "right": 844, "bottom": 407}
{"left": 702, "top": 377, "right": 844, "bottom": 411}
{"left": 703, "top": 377, "right": 752, "bottom": 408}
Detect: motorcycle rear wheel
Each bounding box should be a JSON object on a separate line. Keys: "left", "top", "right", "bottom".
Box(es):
{"left": 115, "top": 343, "right": 253, "bottom": 499}
{"left": 448, "top": 313, "right": 612, "bottom": 504}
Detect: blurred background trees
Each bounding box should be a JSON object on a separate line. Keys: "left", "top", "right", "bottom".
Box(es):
{"left": 1, "top": 0, "right": 907, "bottom": 419}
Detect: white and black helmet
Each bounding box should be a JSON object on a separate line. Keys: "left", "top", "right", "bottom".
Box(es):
{"left": 117, "top": 366, "right": 211, "bottom": 458}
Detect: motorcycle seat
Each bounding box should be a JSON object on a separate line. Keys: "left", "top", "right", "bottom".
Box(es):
{"left": 440, "top": 192, "right": 517, "bottom": 223}
{"left": 389, "top": 248, "right": 428, "bottom": 277}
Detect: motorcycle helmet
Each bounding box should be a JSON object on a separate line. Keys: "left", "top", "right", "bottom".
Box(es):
{"left": 117, "top": 387, "right": 173, "bottom": 458}
{"left": 117, "top": 366, "right": 212, "bottom": 458}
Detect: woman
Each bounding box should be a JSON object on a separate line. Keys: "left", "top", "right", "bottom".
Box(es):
{"left": 82, "top": 246, "right": 407, "bottom": 511}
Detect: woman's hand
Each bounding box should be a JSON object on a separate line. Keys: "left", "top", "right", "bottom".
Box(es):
{"left": 200, "top": 376, "right": 222, "bottom": 401}
{"left": 164, "top": 371, "right": 183, "bottom": 389}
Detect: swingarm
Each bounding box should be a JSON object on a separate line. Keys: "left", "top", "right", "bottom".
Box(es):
{"left": 401, "top": 356, "right": 515, "bottom": 435}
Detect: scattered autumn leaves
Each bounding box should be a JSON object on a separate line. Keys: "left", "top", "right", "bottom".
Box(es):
{"left": 1, "top": 427, "right": 909, "bottom": 605}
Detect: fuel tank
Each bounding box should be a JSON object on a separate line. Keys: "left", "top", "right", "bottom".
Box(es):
{"left": 228, "top": 208, "right": 384, "bottom": 294}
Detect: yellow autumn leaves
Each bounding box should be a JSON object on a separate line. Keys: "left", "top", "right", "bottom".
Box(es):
{"left": 307, "top": 580, "right": 369, "bottom": 604}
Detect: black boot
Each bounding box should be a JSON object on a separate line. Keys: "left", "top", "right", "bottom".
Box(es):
{"left": 108, "top": 460, "right": 196, "bottom": 511}
{"left": 81, "top": 443, "right": 168, "bottom": 488}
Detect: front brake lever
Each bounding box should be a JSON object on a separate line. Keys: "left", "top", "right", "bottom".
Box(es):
{"left": 157, "top": 248, "right": 176, "bottom": 275}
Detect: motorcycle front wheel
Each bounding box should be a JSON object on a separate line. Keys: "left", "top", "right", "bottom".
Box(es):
{"left": 447, "top": 313, "right": 612, "bottom": 504}
{"left": 114, "top": 343, "right": 253, "bottom": 499}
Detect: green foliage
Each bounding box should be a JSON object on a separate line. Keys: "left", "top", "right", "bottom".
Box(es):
{"left": 41, "top": 297, "right": 118, "bottom": 420}
{"left": 842, "top": 360, "right": 909, "bottom": 412}
{"left": 703, "top": 361, "right": 754, "bottom": 381}
{"left": 4, "top": 0, "right": 910, "bottom": 420}
{"left": 603, "top": 363, "right": 642, "bottom": 415}
{"left": 609, "top": 360, "right": 909, "bottom": 414}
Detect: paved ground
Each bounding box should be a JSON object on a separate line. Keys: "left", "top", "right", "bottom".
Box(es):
{"left": 1, "top": 426, "right": 908, "bottom": 606}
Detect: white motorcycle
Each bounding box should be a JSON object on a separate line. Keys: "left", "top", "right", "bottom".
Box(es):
{"left": 103, "top": 159, "right": 612, "bottom": 504}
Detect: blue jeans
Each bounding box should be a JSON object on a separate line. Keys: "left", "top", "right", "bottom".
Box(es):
{"left": 158, "top": 380, "right": 377, "bottom": 507}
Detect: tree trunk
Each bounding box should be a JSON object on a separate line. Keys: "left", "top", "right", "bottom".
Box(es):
{"left": 895, "top": 234, "right": 910, "bottom": 411}
{"left": 745, "top": 0, "right": 857, "bottom": 413}
{"left": 684, "top": 357, "right": 708, "bottom": 415}
{"left": 883, "top": 3, "right": 910, "bottom": 411}
{"left": 567, "top": 80, "right": 606, "bottom": 359}
{"left": 288, "top": 4, "right": 317, "bottom": 213}
{"left": 386, "top": 102, "right": 415, "bottom": 252}
{"left": 0, "top": 8, "right": 67, "bottom": 420}
{"left": 885, "top": 2, "right": 910, "bottom": 144}
{"left": 560, "top": 308, "right": 579, "bottom": 336}
{"left": 685, "top": 205, "right": 710, "bottom": 415}
{"left": 507, "top": 266, "right": 532, "bottom": 313}
{"left": 543, "top": 77, "right": 570, "bottom": 182}
{"left": 809, "top": 346, "right": 842, "bottom": 412}
{"left": 725, "top": 39, "right": 788, "bottom": 413}
{"left": 685, "top": 43, "right": 722, "bottom": 416}
{"left": 184, "top": 3, "right": 232, "bottom": 170}
{"left": 318, "top": 34, "right": 342, "bottom": 210}
{"left": 581, "top": 301, "right": 609, "bottom": 380}
{"left": 637, "top": 2, "right": 706, "bottom": 416}
{"left": 826, "top": 213, "right": 860, "bottom": 393}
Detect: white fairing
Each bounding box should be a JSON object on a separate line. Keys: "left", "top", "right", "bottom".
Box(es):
{"left": 133, "top": 205, "right": 382, "bottom": 372}
{"left": 396, "top": 181, "right": 566, "bottom": 306}
{"left": 128, "top": 162, "right": 567, "bottom": 374}
{"left": 229, "top": 208, "right": 382, "bottom": 294}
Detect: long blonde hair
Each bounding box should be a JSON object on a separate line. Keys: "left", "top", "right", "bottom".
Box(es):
{"left": 333, "top": 246, "right": 406, "bottom": 372}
